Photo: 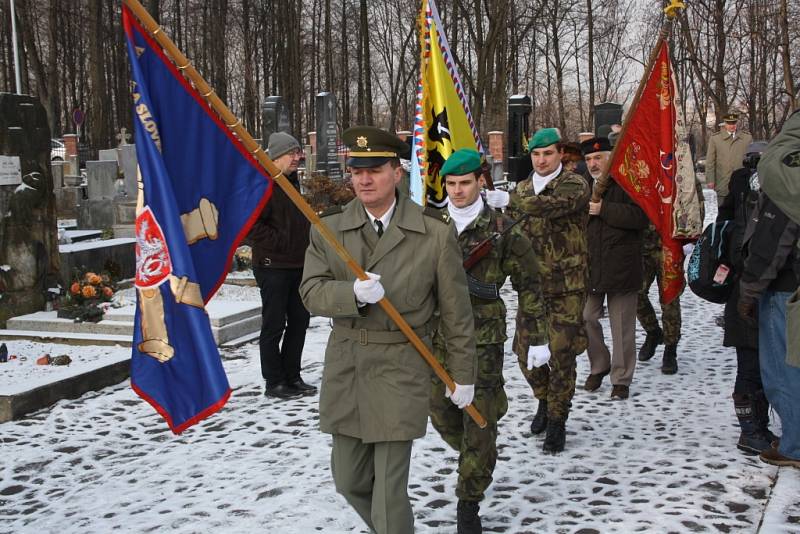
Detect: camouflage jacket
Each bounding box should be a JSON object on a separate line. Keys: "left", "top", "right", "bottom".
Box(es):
{"left": 507, "top": 168, "right": 590, "bottom": 297}
{"left": 434, "top": 204, "right": 547, "bottom": 351}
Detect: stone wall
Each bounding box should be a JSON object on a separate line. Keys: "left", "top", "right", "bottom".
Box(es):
{"left": 0, "top": 93, "right": 60, "bottom": 327}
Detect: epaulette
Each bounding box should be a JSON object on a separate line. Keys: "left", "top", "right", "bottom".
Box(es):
{"left": 319, "top": 205, "right": 343, "bottom": 218}
{"left": 423, "top": 206, "right": 451, "bottom": 224}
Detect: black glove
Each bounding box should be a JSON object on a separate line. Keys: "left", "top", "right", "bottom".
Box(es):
{"left": 737, "top": 298, "right": 757, "bottom": 325}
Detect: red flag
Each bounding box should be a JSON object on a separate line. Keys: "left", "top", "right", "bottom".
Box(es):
{"left": 610, "top": 41, "right": 685, "bottom": 304}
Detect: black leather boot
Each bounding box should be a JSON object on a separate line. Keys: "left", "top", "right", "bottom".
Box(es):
{"left": 661, "top": 344, "right": 678, "bottom": 374}
{"left": 733, "top": 393, "right": 772, "bottom": 454}
{"left": 542, "top": 418, "right": 566, "bottom": 454}
{"left": 530, "top": 399, "right": 548, "bottom": 435}
{"left": 751, "top": 389, "right": 779, "bottom": 444}
{"left": 456, "top": 500, "right": 482, "bottom": 534}
{"left": 638, "top": 327, "right": 663, "bottom": 361}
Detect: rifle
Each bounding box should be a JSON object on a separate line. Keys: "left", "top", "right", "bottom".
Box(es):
{"left": 463, "top": 214, "right": 530, "bottom": 271}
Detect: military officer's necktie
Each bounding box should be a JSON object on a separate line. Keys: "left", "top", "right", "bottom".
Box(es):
{"left": 375, "top": 220, "right": 384, "bottom": 238}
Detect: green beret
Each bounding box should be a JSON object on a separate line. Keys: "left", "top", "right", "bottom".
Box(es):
{"left": 528, "top": 128, "right": 561, "bottom": 151}
{"left": 440, "top": 148, "right": 482, "bottom": 178}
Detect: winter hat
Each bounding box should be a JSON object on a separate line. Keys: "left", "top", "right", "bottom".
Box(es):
{"left": 268, "top": 132, "right": 301, "bottom": 160}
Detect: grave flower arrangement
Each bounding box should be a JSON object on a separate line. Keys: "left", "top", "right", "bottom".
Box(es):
{"left": 57, "top": 270, "right": 117, "bottom": 322}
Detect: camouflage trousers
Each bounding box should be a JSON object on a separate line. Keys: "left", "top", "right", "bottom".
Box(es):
{"left": 637, "top": 251, "right": 682, "bottom": 344}
{"left": 517, "top": 292, "right": 588, "bottom": 421}
{"left": 430, "top": 343, "right": 508, "bottom": 502}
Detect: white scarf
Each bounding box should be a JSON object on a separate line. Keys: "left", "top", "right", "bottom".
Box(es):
{"left": 532, "top": 163, "right": 563, "bottom": 194}
{"left": 447, "top": 197, "right": 484, "bottom": 235}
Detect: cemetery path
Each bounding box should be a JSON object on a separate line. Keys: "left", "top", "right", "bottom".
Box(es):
{"left": 1, "top": 193, "right": 799, "bottom": 533}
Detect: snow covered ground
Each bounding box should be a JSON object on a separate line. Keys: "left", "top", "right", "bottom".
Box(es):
{"left": 1, "top": 191, "right": 799, "bottom": 533}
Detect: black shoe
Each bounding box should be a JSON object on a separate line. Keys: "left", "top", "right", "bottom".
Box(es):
{"left": 583, "top": 369, "right": 610, "bottom": 392}
{"left": 288, "top": 378, "right": 318, "bottom": 396}
{"left": 661, "top": 345, "right": 678, "bottom": 374}
{"left": 530, "top": 399, "right": 548, "bottom": 435}
{"left": 542, "top": 419, "right": 566, "bottom": 454}
{"left": 264, "top": 383, "right": 303, "bottom": 399}
{"left": 733, "top": 393, "right": 773, "bottom": 454}
{"left": 610, "top": 384, "right": 630, "bottom": 400}
{"left": 638, "top": 328, "right": 663, "bottom": 361}
{"left": 456, "top": 500, "right": 482, "bottom": 534}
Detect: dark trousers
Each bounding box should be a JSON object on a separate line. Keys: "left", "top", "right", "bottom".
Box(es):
{"left": 734, "top": 347, "right": 763, "bottom": 396}
{"left": 254, "top": 266, "right": 310, "bottom": 385}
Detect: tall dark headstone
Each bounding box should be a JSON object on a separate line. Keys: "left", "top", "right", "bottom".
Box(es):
{"left": 261, "top": 96, "right": 290, "bottom": 145}
{"left": 0, "top": 93, "right": 60, "bottom": 326}
{"left": 507, "top": 95, "right": 533, "bottom": 182}
{"left": 594, "top": 102, "right": 623, "bottom": 137}
{"left": 315, "top": 92, "right": 342, "bottom": 181}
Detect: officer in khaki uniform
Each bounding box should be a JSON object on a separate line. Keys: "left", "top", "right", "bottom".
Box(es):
{"left": 429, "top": 149, "right": 548, "bottom": 533}
{"left": 505, "top": 128, "right": 590, "bottom": 454}
{"left": 300, "top": 126, "right": 477, "bottom": 534}
{"left": 705, "top": 113, "right": 752, "bottom": 204}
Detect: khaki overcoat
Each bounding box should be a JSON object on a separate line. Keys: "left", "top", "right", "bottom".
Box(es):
{"left": 705, "top": 129, "right": 752, "bottom": 197}
{"left": 300, "top": 193, "right": 477, "bottom": 443}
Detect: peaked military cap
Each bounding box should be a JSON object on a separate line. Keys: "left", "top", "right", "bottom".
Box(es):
{"left": 528, "top": 128, "right": 561, "bottom": 151}
{"left": 440, "top": 148, "right": 482, "bottom": 178}
{"left": 580, "top": 137, "right": 612, "bottom": 156}
{"left": 343, "top": 126, "right": 408, "bottom": 168}
{"left": 722, "top": 113, "right": 739, "bottom": 123}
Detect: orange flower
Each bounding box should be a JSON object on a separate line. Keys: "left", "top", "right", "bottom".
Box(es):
{"left": 102, "top": 286, "right": 113, "bottom": 298}
{"left": 87, "top": 273, "right": 102, "bottom": 286}
{"left": 81, "top": 285, "right": 97, "bottom": 298}
{"left": 70, "top": 282, "right": 81, "bottom": 295}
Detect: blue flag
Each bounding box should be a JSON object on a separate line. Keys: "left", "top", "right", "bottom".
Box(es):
{"left": 123, "top": 6, "right": 272, "bottom": 433}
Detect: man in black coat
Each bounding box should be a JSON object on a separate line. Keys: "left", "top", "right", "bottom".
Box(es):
{"left": 246, "top": 132, "right": 315, "bottom": 399}
{"left": 581, "top": 138, "right": 649, "bottom": 399}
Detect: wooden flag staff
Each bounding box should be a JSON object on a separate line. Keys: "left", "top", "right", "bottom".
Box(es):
{"left": 591, "top": 0, "right": 686, "bottom": 202}
{"left": 122, "top": 0, "right": 487, "bottom": 429}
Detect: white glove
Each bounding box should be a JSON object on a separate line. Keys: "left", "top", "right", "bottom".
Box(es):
{"left": 682, "top": 243, "right": 695, "bottom": 257}
{"left": 353, "top": 272, "right": 384, "bottom": 305}
{"left": 445, "top": 383, "right": 475, "bottom": 409}
{"left": 484, "top": 189, "right": 510, "bottom": 209}
{"left": 527, "top": 344, "right": 551, "bottom": 370}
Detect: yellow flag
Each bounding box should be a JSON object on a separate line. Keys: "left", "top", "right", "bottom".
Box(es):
{"left": 410, "top": 0, "right": 484, "bottom": 207}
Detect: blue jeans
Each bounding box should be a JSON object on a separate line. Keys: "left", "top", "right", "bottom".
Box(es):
{"left": 759, "top": 290, "right": 800, "bottom": 459}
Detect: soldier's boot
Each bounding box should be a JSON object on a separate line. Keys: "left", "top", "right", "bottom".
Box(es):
{"left": 752, "top": 390, "right": 780, "bottom": 445}
{"left": 661, "top": 344, "right": 678, "bottom": 375}
{"left": 733, "top": 394, "right": 772, "bottom": 454}
{"left": 456, "top": 500, "right": 482, "bottom": 534}
{"left": 542, "top": 418, "right": 566, "bottom": 454}
{"left": 638, "top": 327, "right": 663, "bottom": 362}
{"left": 530, "top": 399, "right": 548, "bottom": 435}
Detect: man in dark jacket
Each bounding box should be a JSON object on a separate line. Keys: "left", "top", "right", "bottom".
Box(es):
{"left": 716, "top": 143, "right": 776, "bottom": 454}
{"left": 581, "top": 137, "right": 649, "bottom": 400}
{"left": 246, "top": 132, "right": 314, "bottom": 399}
{"left": 738, "top": 193, "right": 800, "bottom": 468}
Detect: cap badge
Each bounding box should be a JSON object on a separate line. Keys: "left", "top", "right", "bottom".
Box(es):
{"left": 356, "top": 136, "right": 368, "bottom": 148}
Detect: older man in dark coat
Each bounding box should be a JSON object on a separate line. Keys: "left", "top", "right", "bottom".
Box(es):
{"left": 581, "top": 137, "right": 649, "bottom": 400}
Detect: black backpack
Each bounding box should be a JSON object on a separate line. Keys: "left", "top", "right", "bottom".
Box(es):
{"left": 687, "top": 221, "right": 735, "bottom": 303}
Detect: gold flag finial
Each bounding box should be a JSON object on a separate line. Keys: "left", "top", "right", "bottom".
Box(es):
{"left": 664, "top": 0, "right": 686, "bottom": 19}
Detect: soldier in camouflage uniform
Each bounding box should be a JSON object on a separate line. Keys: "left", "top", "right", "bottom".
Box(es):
{"left": 505, "top": 128, "right": 590, "bottom": 454}
{"left": 430, "top": 149, "right": 548, "bottom": 534}
{"left": 637, "top": 179, "right": 704, "bottom": 374}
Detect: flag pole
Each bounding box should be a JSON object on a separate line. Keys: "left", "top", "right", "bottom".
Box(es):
{"left": 122, "top": 0, "right": 487, "bottom": 429}
{"left": 591, "top": 0, "right": 686, "bottom": 202}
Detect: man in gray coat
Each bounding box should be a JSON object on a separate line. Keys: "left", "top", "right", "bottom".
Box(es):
{"left": 705, "top": 113, "right": 752, "bottom": 204}
{"left": 300, "top": 126, "right": 477, "bottom": 534}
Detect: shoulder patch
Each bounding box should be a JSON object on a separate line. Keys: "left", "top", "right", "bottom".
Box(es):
{"left": 319, "top": 205, "right": 343, "bottom": 218}
{"left": 783, "top": 150, "right": 800, "bottom": 168}
{"left": 423, "top": 206, "right": 451, "bottom": 224}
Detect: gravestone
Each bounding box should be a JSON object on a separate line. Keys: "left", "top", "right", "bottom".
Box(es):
{"left": 52, "top": 160, "right": 82, "bottom": 219}
{"left": 0, "top": 92, "right": 60, "bottom": 327}
{"left": 314, "top": 92, "right": 342, "bottom": 181}
{"left": 594, "top": 102, "right": 623, "bottom": 137}
{"left": 261, "top": 96, "right": 290, "bottom": 143}
{"left": 77, "top": 160, "right": 118, "bottom": 229}
{"left": 507, "top": 95, "right": 533, "bottom": 182}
